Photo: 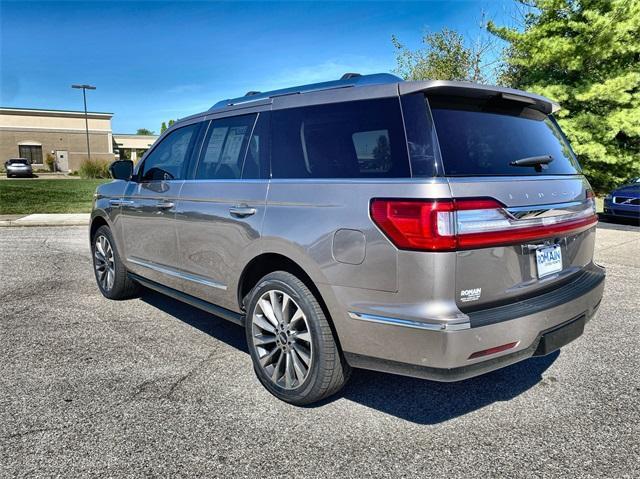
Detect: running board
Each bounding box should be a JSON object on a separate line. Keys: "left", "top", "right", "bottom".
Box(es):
{"left": 128, "top": 272, "right": 245, "bottom": 326}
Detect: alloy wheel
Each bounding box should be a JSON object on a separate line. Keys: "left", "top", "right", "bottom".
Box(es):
{"left": 251, "top": 290, "right": 313, "bottom": 390}
{"left": 94, "top": 235, "right": 115, "bottom": 291}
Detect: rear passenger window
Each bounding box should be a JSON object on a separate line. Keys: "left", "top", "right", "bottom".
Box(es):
{"left": 271, "top": 98, "right": 410, "bottom": 179}
{"left": 242, "top": 112, "right": 270, "bottom": 179}
{"left": 196, "top": 114, "right": 257, "bottom": 180}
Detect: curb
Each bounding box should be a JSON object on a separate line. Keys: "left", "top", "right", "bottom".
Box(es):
{"left": 0, "top": 214, "right": 90, "bottom": 227}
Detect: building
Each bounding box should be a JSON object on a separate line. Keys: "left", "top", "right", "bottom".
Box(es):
{"left": 0, "top": 107, "right": 114, "bottom": 172}
{"left": 0, "top": 106, "right": 160, "bottom": 171}
{"left": 113, "top": 133, "right": 158, "bottom": 162}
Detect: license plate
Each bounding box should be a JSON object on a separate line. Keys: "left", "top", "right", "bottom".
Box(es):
{"left": 536, "top": 244, "right": 562, "bottom": 278}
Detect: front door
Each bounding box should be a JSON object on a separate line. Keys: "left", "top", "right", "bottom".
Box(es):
{"left": 120, "top": 122, "right": 202, "bottom": 290}
{"left": 176, "top": 112, "right": 270, "bottom": 311}
{"left": 55, "top": 150, "right": 69, "bottom": 172}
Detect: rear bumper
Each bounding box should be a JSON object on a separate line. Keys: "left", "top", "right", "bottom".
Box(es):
{"left": 6, "top": 168, "right": 32, "bottom": 176}
{"left": 340, "top": 265, "right": 605, "bottom": 381}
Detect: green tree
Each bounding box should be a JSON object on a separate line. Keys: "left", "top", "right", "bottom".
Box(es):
{"left": 136, "top": 128, "right": 155, "bottom": 135}
{"left": 489, "top": 0, "right": 640, "bottom": 192}
{"left": 392, "top": 25, "right": 496, "bottom": 82}
{"left": 160, "top": 119, "right": 176, "bottom": 134}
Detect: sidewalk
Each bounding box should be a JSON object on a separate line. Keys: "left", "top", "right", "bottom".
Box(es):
{"left": 0, "top": 213, "right": 90, "bottom": 227}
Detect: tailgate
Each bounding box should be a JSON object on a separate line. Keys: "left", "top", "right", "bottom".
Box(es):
{"left": 449, "top": 176, "right": 597, "bottom": 310}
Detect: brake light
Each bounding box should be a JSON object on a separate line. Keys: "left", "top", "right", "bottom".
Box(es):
{"left": 370, "top": 197, "right": 598, "bottom": 251}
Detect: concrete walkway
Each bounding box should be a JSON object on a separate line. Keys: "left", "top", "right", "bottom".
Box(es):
{"left": 0, "top": 213, "right": 89, "bottom": 227}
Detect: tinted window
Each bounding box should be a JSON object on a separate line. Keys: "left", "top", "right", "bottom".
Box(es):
{"left": 401, "top": 94, "right": 439, "bottom": 177}
{"left": 18, "top": 145, "right": 42, "bottom": 164}
{"left": 429, "top": 97, "right": 581, "bottom": 176}
{"left": 271, "top": 98, "right": 410, "bottom": 179}
{"left": 140, "top": 123, "right": 199, "bottom": 181}
{"left": 196, "top": 114, "right": 256, "bottom": 180}
{"left": 9, "top": 159, "right": 28, "bottom": 165}
{"left": 242, "top": 112, "right": 270, "bottom": 179}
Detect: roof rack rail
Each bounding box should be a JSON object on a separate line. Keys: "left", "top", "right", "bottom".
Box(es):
{"left": 210, "top": 72, "right": 401, "bottom": 111}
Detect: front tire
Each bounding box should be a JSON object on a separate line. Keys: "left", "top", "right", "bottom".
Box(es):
{"left": 91, "top": 225, "right": 140, "bottom": 300}
{"left": 245, "top": 271, "right": 350, "bottom": 405}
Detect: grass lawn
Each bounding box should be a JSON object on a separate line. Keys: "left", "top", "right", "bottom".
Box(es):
{"left": 0, "top": 179, "right": 109, "bottom": 215}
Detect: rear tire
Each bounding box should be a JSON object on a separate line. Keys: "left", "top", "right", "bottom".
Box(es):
{"left": 245, "top": 271, "right": 350, "bottom": 405}
{"left": 91, "top": 225, "right": 141, "bottom": 300}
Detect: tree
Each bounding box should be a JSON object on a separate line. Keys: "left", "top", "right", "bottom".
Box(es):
{"left": 392, "top": 23, "right": 497, "bottom": 83}
{"left": 136, "top": 128, "right": 155, "bottom": 135}
{"left": 160, "top": 119, "right": 176, "bottom": 134}
{"left": 489, "top": 0, "right": 640, "bottom": 192}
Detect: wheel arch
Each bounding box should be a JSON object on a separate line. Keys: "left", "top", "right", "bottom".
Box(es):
{"left": 237, "top": 252, "right": 345, "bottom": 353}
{"left": 89, "top": 214, "right": 109, "bottom": 240}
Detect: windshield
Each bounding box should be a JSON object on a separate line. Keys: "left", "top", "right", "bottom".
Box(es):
{"left": 428, "top": 97, "right": 582, "bottom": 176}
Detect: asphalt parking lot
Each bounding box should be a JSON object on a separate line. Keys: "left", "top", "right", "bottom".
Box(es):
{"left": 1, "top": 221, "right": 638, "bottom": 478}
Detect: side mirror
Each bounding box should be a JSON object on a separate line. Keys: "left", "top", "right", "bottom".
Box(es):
{"left": 109, "top": 160, "right": 134, "bottom": 180}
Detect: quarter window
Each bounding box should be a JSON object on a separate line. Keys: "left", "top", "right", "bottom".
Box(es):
{"left": 196, "top": 114, "right": 257, "bottom": 180}
{"left": 139, "top": 123, "right": 199, "bottom": 181}
{"left": 271, "top": 98, "right": 410, "bottom": 179}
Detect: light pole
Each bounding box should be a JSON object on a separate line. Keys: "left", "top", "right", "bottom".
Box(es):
{"left": 71, "top": 84, "right": 96, "bottom": 161}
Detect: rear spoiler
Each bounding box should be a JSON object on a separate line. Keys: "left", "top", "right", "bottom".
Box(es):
{"left": 398, "top": 80, "right": 560, "bottom": 115}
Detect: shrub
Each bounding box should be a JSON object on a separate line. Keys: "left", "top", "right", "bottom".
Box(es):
{"left": 79, "top": 158, "right": 111, "bottom": 179}
{"left": 45, "top": 153, "right": 56, "bottom": 171}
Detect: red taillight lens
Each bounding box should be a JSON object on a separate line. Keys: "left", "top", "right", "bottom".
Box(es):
{"left": 370, "top": 197, "right": 598, "bottom": 252}
{"left": 370, "top": 199, "right": 457, "bottom": 251}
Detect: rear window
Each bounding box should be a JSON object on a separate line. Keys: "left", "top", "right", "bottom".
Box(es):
{"left": 271, "top": 98, "right": 410, "bottom": 179}
{"left": 429, "top": 97, "right": 581, "bottom": 176}
{"left": 8, "top": 159, "right": 28, "bottom": 165}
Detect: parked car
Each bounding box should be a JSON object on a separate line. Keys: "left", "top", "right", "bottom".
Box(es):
{"left": 5, "top": 158, "right": 33, "bottom": 178}
{"left": 603, "top": 179, "right": 640, "bottom": 222}
{"left": 90, "top": 73, "right": 605, "bottom": 405}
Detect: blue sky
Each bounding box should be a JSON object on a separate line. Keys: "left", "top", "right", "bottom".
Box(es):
{"left": 1, "top": 0, "right": 513, "bottom": 133}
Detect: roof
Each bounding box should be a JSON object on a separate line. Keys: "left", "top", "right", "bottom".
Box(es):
{"left": 202, "top": 74, "right": 559, "bottom": 120}
{"left": 210, "top": 73, "right": 402, "bottom": 111}
{"left": 0, "top": 106, "right": 113, "bottom": 118}
{"left": 113, "top": 133, "right": 159, "bottom": 139}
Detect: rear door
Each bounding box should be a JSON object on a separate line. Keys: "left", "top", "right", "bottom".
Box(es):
{"left": 175, "top": 112, "right": 270, "bottom": 312}
{"left": 425, "top": 95, "right": 597, "bottom": 311}
{"left": 121, "top": 122, "right": 202, "bottom": 290}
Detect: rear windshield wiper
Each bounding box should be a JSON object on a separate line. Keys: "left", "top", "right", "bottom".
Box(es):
{"left": 510, "top": 155, "right": 554, "bottom": 171}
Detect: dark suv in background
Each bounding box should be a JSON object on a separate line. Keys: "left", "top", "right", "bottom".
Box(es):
{"left": 90, "top": 73, "right": 604, "bottom": 405}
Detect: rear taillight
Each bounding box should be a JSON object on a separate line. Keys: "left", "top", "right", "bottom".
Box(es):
{"left": 370, "top": 197, "right": 598, "bottom": 251}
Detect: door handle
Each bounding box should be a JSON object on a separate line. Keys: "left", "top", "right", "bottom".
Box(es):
{"left": 109, "top": 199, "right": 136, "bottom": 207}
{"left": 229, "top": 205, "right": 257, "bottom": 218}
{"left": 156, "top": 201, "right": 175, "bottom": 210}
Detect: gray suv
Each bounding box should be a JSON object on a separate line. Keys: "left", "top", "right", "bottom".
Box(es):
{"left": 91, "top": 73, "right": 605, "bottom": 405}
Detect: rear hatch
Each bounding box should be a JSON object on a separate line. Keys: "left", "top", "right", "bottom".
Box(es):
{"left": 427, "top": 93, "right": 598, "bottom": 311}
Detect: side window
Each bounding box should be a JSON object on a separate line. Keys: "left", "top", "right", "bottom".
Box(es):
{"left": 401, "top": 94, "right": 439, "bottom": 177}
{"left": 196, "top": 114, "right": 257, "bottom": 180}
{"left": 140, "top": 123, "right": 199, "bottom": 181}
{"left": 271, "top": 98, "right": 410, "bottom": 179}
{"left": 242, "top": 112, "right": 270, "bottom": 179}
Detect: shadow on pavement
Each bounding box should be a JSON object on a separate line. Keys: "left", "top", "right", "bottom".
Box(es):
{"left": 140, "top": 289, "right": 248, "bottom": 353}
{"left": 597, "top": 214, "right": 639, "bottom": 230}
{"left": 140, "top": 289, "right": 557, "bottom": 424}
